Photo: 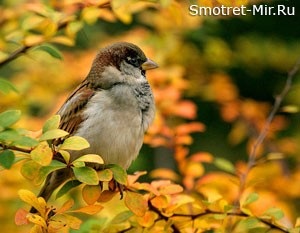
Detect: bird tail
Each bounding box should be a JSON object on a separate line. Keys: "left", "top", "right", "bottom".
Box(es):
{"left": 30, "top": 168, "right": 70, "bottom": 213}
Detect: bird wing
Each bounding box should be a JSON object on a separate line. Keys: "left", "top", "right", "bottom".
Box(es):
{"left": 57, "top": 80, "right": 96, "bottom": 136}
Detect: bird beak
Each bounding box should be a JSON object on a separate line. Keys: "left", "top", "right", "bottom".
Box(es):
{"left": 141, "top": 58, "right": 158, "bottom": 70}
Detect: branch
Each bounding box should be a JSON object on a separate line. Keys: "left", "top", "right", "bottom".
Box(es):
{"left": 0, "top": 1, "right": 111, "bottom": 68}
{"left": 171, "top": 210, "right": 288, "bottom": 232}
{"left": 248, "top": 58, "right": 300, "bottom": 167}
{"left": 0, "top": 143, "right": 32, "bottom": 154}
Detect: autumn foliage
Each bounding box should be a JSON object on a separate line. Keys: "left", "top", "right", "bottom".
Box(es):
{"left": 0, "top": 0, "right": 300, "bottom": 232}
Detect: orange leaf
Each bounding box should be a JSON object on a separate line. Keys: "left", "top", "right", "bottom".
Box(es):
{"left": 171, "top": 101, "right": 197, "bottom": 119}
{"left": 98, "top": 190, "right": 117, "bottom": 203}
{"left": 159, "top": 184, "right": 184, "bottom": 195}
{"left": 55, "top": 199, "right": 74, "bottom": 215}
{"left": 82, "top": 185, "right": 102, "bottom": 205}
{"left": 127, "top": 171, "right": 147, "bottom": 186}
{"left": 71, "top": 205, "right": 103, "bottom": 215}
{"left": 175, "top": 122, "right": 205, "bottom": 135}
{"left": 150, "top": 195, "right": 170, "bottom": 209}
{"left": 15, "top": 208, "right": 29, "bottom": 225}
{"left": 150, "top": 168, "right": 180, "bottom": 182}
{"left": 136, "top": 211, "right": 158, "bottom": 228}
{"left": 190, "top": 152, "right": 214, "bottom": 163}
{"left": 125, "top": 191, "right": 148, "bottom": 217}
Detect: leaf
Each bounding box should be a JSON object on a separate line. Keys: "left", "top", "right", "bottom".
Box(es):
{"left": 42, "top": 115, "right": 60, "bottom": 133}
{"left": 21, "top": 160, "right": 41, "bottom": 180}
{"left": 98, "top": 190, "right": 117, "bottom": 203}
{"left": 136, "top": 211, "right": 158, "bottom": 228}
{"left": 13, "top": 135, "right": 38, "bottom": 147}
{"left": 82, "top": 185, "right": 102, "bottom": 205}
{"left": 0, "top": 150, "right": 15, "bottom": 169}
{"left": 15, "top": 208, "right": 29, "bottom": 225}
{"left": 150, "top": 195, "right": 170, "bottom": 209}
{"left": 35, "top": 44, "right": 63, "bottom": 60}
{"left": 18, "top": 189, "right": 46, "bottom": 215}
{"left": 0, "top": 78, "right": 18, "bottom": 94}
{"left": 59, "top": 136, "right": 90, "bottom": 151}
{"left": 110, "top": 210, "right": 133, "bottom": 224}
{"left": 26, "top": 213, "right": 47, "bottom": 228}
{"left": 73, "top": 154, "right": 104, "bottom": 165}
{"left": 0, "top": 110, "right": 21, "bottom": 129}
{"left": 71, "top": 205, "right": 103, "bottom": 215}
{"left": 56, "top": 180, "right": 82, "bottom": 199}
{"left": 125, "top": 191, "right": 148, "bottom": 217}
{"left": 242, "top": 192, "right": 259, "bottom": 206}
{"left": 98, "top": 169, "right": 113, "bottom": 181}
{"left": 66, "top": 21, "right": 84, "bottom": 38}
{"left": 59, "top": 150, "right": 70, "bottom": 164}
{"left": 39, "top": 129, "right": 69, "bottom": 141}
{"left": 30, "top": 142, "right": 53, "bottom": 166}
{"left": 262, "top": 207, "right": 284, "bottom": 220}
{"left": 81, "top": 6, "right": 102, "bottom": 24}
{"left": 107, "top": 164, "right": 127, "bottom": 185}
{"left": 55, "top": 199, "right": 74, "bottom": 215}
{"left": 72, "top": 166, "right": 99, "bottom": 185}
{"left": 159, "top": 184, "right": 184, "bottom": 195}
{"left": 34, "top": 160, "right": 66, "bottom": 185}
{"left": 214, "top": 157, "right": 235, "bottom": 173}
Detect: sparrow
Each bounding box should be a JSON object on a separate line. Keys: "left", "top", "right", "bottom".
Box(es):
{"left": 35, "top": 42, "right": 158, "bottom": 205}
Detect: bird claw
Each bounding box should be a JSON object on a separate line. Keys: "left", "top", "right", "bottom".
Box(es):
{"left": 108, "top": 179, "right": 125, "bottom": 199}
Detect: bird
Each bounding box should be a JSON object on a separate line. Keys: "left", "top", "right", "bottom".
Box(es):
{"left": 34, "top": 42, "right": 158, "bottom": 206}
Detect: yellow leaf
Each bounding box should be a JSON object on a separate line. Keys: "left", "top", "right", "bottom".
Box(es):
{"left": 81, "top": 7, "right": 102, "bottom": 24}
{"left": 23, "top": 35, "right": 44, "bottom": 46}
{"left": 59, "top": 136, "right": 90, "bottom": 151}
{"left": 125, "top": 191, "right": 148, "bottom": 217}
{"left": 31, "top": 142, "right": 53, "bottom": 166}
{"left": 73, "top": 154, "right": 104, "bottom": 165}
{"left": 18, "top": 190, "right": 46, "bottom": 215}
{"left": 82, "top": 185, "right": 102, "bottom": 205}
{"left": 26, "top": 213, "right": 47, "bottom": 228}
{"left": 49, "top": 36, "right": 75, "bottom": 46}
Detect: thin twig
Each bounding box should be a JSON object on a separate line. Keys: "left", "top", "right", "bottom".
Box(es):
{"left": 0, "top": 143, "right": 32, "bottom": 153}
{"left": 0, "top": 1, "right": 111, "bottom": 68}
{"left": 248, "top": 59, "right": 300, "bottom": 167}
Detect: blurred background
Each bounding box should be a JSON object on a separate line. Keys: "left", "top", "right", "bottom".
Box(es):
{"left": 0, "top": 0, "right": 300, "bottom": 232}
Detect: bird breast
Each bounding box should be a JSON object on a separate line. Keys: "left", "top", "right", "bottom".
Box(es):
{"left": 73, "top": 83, "right": 155, "bottom": 169}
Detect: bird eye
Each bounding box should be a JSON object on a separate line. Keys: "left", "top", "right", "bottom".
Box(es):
{"left": 126, "top": 57, "right": 140, "bottom": 67}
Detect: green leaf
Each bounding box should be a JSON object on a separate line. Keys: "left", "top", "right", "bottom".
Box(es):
{"left": 35, "top": 44, "right": 63, "bottom": 60}
{"left": 98, "top": 169, "right": 113, "bottom": 182}
{"left": 262, "top": 207, "right": 284, "bottom": 220}
{"left": 73, "top": 154, "right": 104, "bottom": 165}
{"left": 110, "top": 210, "right": 133, "bottom": 224}
{"left": 56, "top": 180, "right": 81, "bottom": 199}
{"left": 13, "top": 135, "right": 38, "bottom": 147}
{"left": 59, "top": 136, "right": 90, "bottom": 151}
{"left": 107, "top": 164, "right": 127, "bottom": 185}
{"left": 21, "top": 160, "right": 41, "bottom": 180}
{"left": 0, "top": 78, "right": 18, "bottom": 94}
{"left": 39, "top": 129, "right": 69, "bottom": 141}
{"left": 43, "top": 115, "right": 61, "bottom": 133}
{"left": 0, "top": 110, "right": 21, "bottom": 129}
{"left": 0, "top": 129, "right": 19, "bottom": 142}
{"left": 34, "top": 160, "right": 66, "bottom": 185}
{"left": 214, "top": 157, "right": 235, "bottom": 173}
{"left": 72, "top": 166, "right": 98, "bottom": 185}
{"left": 0, "top": 150, "right": 15, "bottom": 169}
{"left": 242, "top": 192, "right": 259, "bottom": 206}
